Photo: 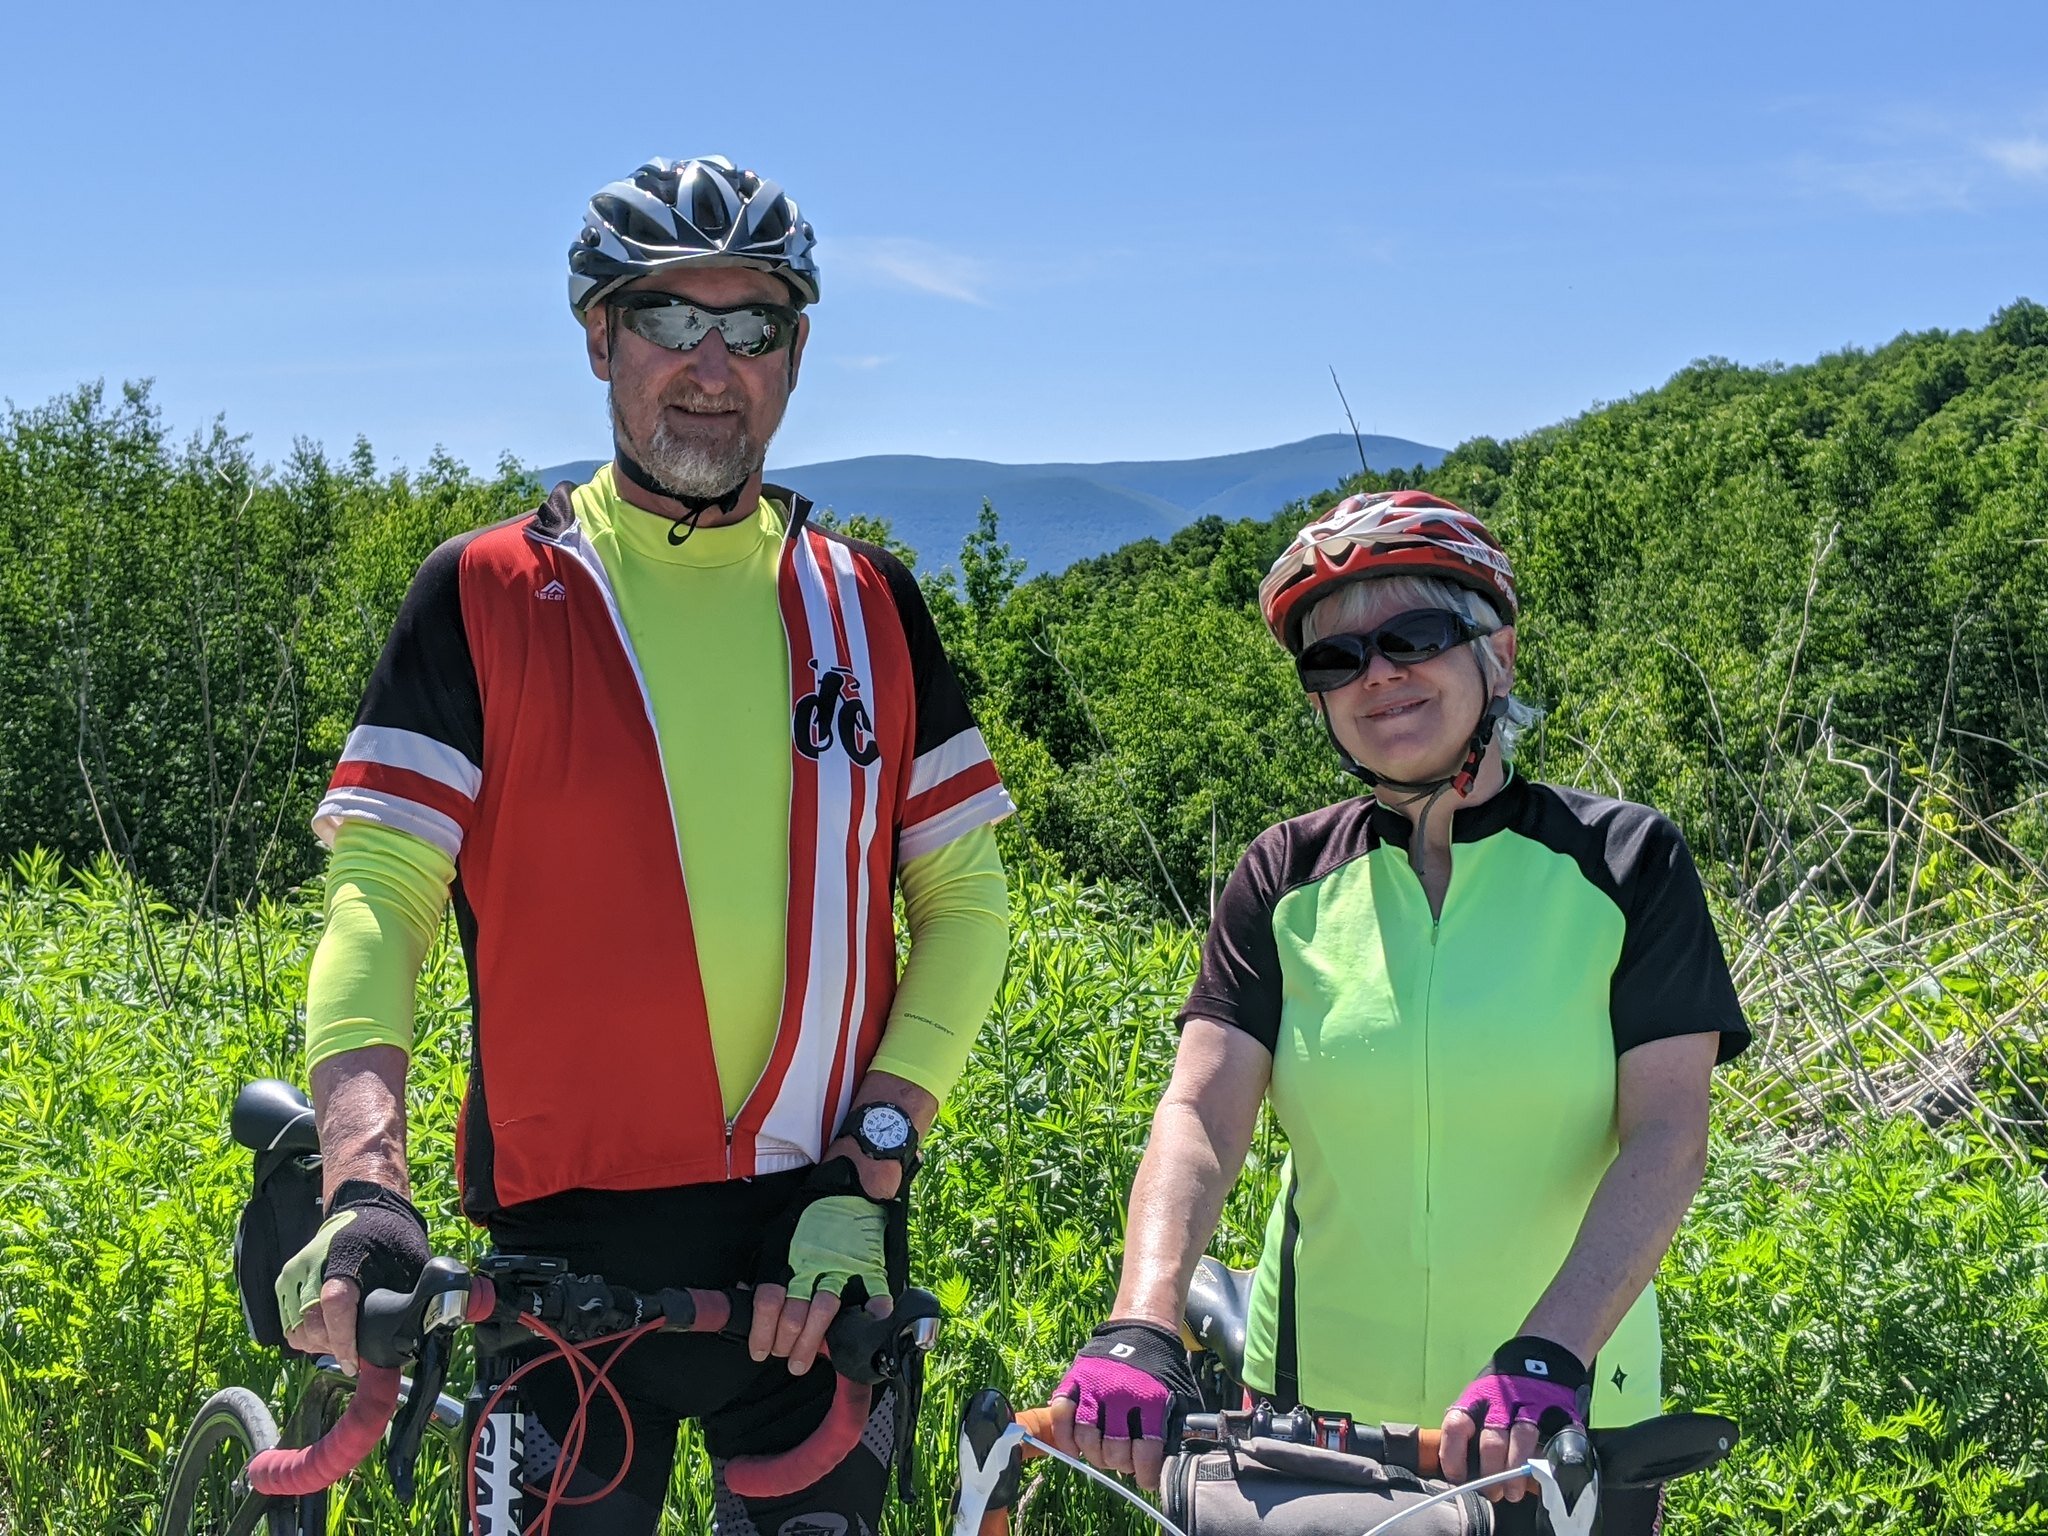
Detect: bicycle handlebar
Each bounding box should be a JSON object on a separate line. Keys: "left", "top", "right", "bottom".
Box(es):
{"left": 961, "top": 1396, "right": 1735, "bottom": 1536}
{"left": 246, "top": 1267, "right": 495, "bottom": 1497}
{"left": 1006, "top": 1405, "right": 1455, "bottom": 1475}
{"left": 245, "top": 1262, "right": 940, "bottom": 1501}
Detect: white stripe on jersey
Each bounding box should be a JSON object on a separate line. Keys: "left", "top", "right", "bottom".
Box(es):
{"left": 312, "top": 787, "right": 465, "bottom": 861}
{"left": 899, "top": 782, "right": 1015, "bottom": 864}
{"left": 338, "top": 724, "right": 482, "bottom": 800}
{"left": 907, "top": 725, "right": 997, "bottom": 799}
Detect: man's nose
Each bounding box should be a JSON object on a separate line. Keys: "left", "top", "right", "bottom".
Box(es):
{"left": 679, "top": 331, "right": 736, "bottom": 388}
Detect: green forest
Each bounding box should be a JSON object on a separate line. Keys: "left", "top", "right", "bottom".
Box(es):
{"left": 3, "top": 301, "right": 2047, "bottom": 1532}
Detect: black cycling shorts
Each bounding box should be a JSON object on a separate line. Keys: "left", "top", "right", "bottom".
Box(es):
{"left": 486, "top": 1171, "right": 895, "bottom": 1536}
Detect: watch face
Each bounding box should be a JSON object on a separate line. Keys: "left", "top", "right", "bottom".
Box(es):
{"left": 859, "top": 1104, "right": 911, "bottom": 1150}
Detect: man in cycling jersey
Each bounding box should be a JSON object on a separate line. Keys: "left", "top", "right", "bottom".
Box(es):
{"left": 1052, "top": 493, "right": 1749, "bottom": 1534}
{"left": 274, "top": 156, "right": 1014, "bottom": 1534}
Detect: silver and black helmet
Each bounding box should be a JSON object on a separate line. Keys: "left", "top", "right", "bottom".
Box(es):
{"left": 568, "top": 155, "right": 820, "bottom": 319}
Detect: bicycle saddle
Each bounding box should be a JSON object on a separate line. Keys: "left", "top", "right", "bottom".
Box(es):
{"left": 1184, "top": 1254, "right": 1255, "bottom": 1383}
{"left": 231, "top": 1079, "right": 319, "bottom": 1156}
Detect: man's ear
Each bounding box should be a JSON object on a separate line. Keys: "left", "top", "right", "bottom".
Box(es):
{"left": 584, "top": 310, "right": 612, "bottom": 383}
{"left": 785, "top": 311, "right": 810, "bottom": 392}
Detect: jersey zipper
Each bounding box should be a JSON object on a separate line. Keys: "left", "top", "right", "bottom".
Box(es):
{"left": 1406, "top": 838, "right": 1452, "bottom": 1408}
{"left": 1422, "top": 903, "right": 1440, "bottom": 1401}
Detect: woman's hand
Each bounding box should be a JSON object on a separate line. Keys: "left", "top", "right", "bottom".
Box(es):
{"left": 1049, "top": 1320, "right": 1201, "bottom": 1492}
{"left": 1439, "top": 1336, "right": 1589, "bottom": 1502}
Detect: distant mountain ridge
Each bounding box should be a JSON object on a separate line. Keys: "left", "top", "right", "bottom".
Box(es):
{"left": 534, "top": 432, "right": 1445, "bottom": 573}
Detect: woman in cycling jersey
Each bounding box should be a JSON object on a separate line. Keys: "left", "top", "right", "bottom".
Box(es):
{"left": 1053, "top": 492, "right": 1751, "bottom": 1534}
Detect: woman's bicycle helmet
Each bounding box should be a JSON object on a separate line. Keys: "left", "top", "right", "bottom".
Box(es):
{"left": 568, "top": 155, "right": 820, "bottom": 320}
{"left": 1258, "top": 490, "right": 1518, "bottom": 655}
{"left": 1262, "top": 490, "right": 1520, "bottom": 798}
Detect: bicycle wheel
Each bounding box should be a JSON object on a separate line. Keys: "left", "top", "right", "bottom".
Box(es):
{"left": 160, "top": 1386, "right": 285, "bottom": 1536}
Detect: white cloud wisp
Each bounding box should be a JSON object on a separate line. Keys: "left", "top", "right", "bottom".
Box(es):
{"left": 825, "top": 236, "right": 992, "bottom": 305}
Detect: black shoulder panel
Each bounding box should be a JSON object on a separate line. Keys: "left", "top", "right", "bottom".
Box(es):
{"left": 353, "top": 527, "right": 491, "bottom": 768}
{"left": 1178, "top": 800, "right": 1381, "bottom": 1053}
{"left": 1512, "top": 783, "right": 1752, "bottom": 1062}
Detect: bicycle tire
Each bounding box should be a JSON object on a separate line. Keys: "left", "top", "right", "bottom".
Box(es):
{"left": 160, "top": 1386, "right": 284, "bottom": 1536}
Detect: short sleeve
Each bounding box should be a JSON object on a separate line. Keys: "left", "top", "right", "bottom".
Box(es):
{"left": 1610, "top": 819, "right": 1752, "bottom": 1062}
{"left": 312, "top": 533, "right": 486, "bottom": 862}
{"left": 868, "top": 549, "right": 1016, "bottom": 863}
{"left": 1177, "top": 834, "right": 1287, "bottom": 1053}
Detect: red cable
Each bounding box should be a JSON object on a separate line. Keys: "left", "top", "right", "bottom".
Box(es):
{"left": 464, "top": 1310, "right": 662, "bottom": 1534}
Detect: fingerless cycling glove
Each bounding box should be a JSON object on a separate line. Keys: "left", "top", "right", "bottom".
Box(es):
{"left": 1451, "top": 1334, "right": 1591, "bottom": 1434}
{"left": 1055, "top": 1319, "right": 1200, "bottom": 1441}
{"left": 275, "top": 1180, "right": 429, "bottom": 1334}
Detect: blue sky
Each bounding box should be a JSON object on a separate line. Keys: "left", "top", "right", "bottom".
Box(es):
{"left": 4, "top": 2, "right": 2045, "bottom": 474}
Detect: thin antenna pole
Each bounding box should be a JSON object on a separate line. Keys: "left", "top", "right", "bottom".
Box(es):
{"left": 1329, "top": 365, "right": 1370, "bottom": 479}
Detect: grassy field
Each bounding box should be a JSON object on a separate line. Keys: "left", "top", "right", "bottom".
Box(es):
{"left": 3, "top": 764, "right": 2047, "bottom": 1532}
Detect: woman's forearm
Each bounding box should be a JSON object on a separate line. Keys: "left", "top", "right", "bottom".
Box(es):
{"left": 1110, "top": 1100, "right": 1246, "bottom": 1329}
{"left": 1519, "top": 1115, "right": 1707, "bottom": 1364}
{"left": 1109, "top": 1020, "right": 1270, "bottom": 1330}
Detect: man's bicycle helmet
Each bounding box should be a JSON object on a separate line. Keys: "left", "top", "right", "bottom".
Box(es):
{"left": 568, "top": 155, "right": 820, "bottom": 320}
{"left": 1259, "top": 490, "right": 1518, "bottom": 655}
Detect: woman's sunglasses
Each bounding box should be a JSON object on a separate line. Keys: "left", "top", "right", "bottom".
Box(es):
{"left": 610, "top": 293, "right": 800, "bottom": 358}
{"left": 1295, "top": 609, "right": 1494, "bottom": 693}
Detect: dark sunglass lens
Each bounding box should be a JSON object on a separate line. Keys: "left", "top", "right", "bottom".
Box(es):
{"left": 1296, "top": 636, "right": 1370, "bottom": 692}
{"left": 719, "top": 311, "right": 785, "bottom": 357}
{"left": 1374, "top": 611, "right": 1467, "bottom": 663}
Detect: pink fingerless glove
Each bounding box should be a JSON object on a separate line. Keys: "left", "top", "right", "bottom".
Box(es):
{"left": 1452, "top": 1335, "right": 1590, "bottom": 1434}
{"left": 1054, "top": 1320, "right": 1200, "bottom": 1441}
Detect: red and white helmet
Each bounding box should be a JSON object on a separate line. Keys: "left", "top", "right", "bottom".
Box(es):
{"left": 1258, "top": 490, "right": 1518, "bottom": 653}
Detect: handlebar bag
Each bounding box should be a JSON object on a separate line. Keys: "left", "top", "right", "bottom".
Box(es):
{"left": 232, "top": 1149, "right": 323, "bottom": 1348}
{"left": 1163, "top": 1438, "right": 1493, "bottom": 1536}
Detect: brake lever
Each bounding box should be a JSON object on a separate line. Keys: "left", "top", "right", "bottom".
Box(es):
{"left": 384, "top": 1324, "right": 453, "bottom": 1505}
{"left": 891, "top": 1308, "right": 943, "bottom": 1499}
{"left": 822, "top": 1286, "right": 941, "bottom": 1385}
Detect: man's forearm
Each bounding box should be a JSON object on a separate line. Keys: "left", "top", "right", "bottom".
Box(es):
{"left": 1520, "top": 1118, "right": 1707, "bottom": 1363}
{"left": 310, "top": 1044, "right": 412, "bottom": 1200}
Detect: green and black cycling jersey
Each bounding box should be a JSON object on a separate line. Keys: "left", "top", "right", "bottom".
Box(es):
{"left": 1182, "top": 772, "right": 1750, "bottom": 1426}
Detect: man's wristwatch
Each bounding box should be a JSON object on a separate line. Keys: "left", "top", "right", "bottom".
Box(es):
{"left": 846, "top": 1101, "right": 920, "bottom": 1164}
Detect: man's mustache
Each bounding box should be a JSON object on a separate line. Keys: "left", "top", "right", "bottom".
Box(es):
{"left": 661, "top": 390, "right": 742, "bottom": 415}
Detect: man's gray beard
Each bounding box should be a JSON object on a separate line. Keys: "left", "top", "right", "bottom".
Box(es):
{"left": 610, "top": 386, "right": 764, "bottom": 498}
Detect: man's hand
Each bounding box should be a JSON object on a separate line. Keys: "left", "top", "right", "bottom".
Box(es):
{"left": 750, "top": 1158, "right": 896, "bottom": 1375}
{"left": 1439, "top": 1335, "right": 1589, "bottom": 1503}
{"left": 277, "top": 1180, "right": 429, "bottom": 1375}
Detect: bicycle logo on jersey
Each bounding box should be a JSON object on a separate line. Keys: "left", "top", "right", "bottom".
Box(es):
{"left": 794, "top": 661, "right": 880, "bottom": 767}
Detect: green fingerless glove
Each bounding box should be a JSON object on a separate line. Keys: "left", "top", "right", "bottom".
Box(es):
{"left": 786, "top": 1194, "right": 891, "bottom": 1303}
{"left": 275, "top": 1181, "right": 429, "bottom": 1335}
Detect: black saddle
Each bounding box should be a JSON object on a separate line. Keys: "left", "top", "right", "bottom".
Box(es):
{"left": 1184, "top": 1254, "right": 1255, "bottom": 1385}
{"left": 231, "top": 1078, "right": 319, "bottom": 1157}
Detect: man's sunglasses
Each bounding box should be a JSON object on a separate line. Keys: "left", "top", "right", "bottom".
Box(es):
{"left": 1295, "top": 609, "right": 1494, "bottom": 693}
{"left": 609, "top": 293, "right": 800, "bottom": 358}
